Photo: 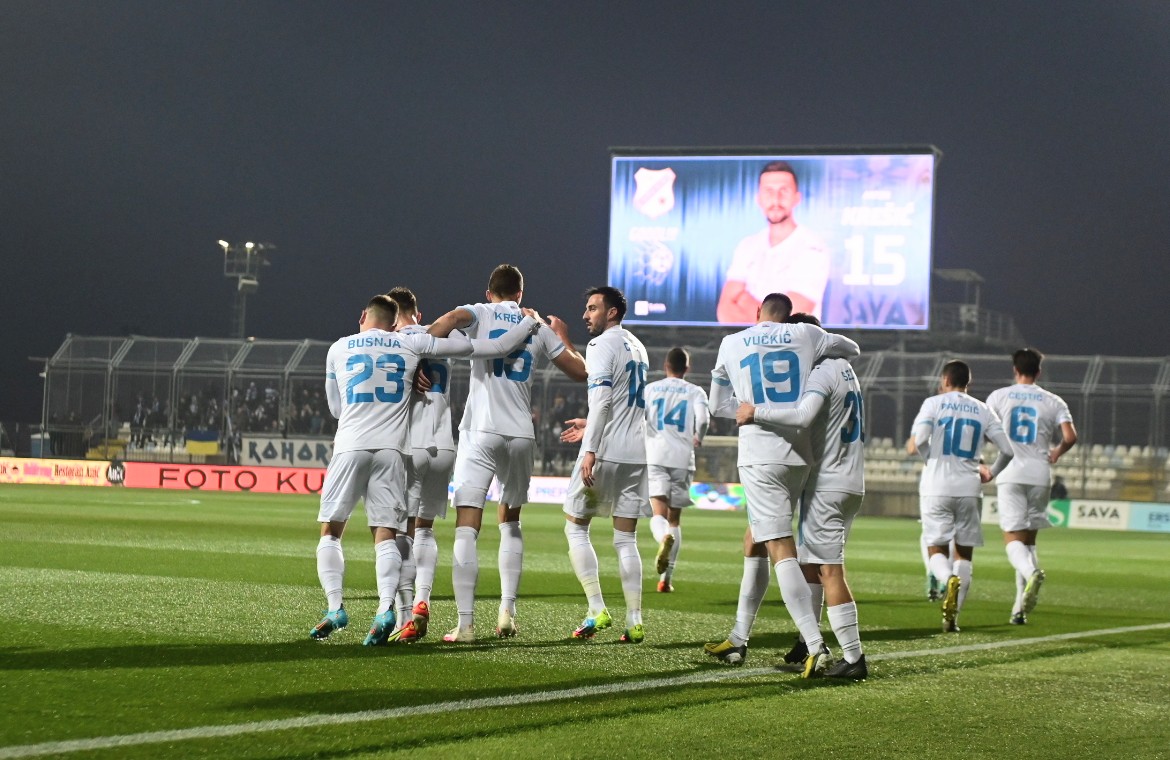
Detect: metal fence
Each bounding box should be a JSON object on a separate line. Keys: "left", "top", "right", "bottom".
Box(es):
{"left": 37, "top": 333, "right": 1170, "bottom": 500}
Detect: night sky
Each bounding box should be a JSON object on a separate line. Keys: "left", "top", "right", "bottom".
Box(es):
{"left": 3, "top": 2, "right": 1168, "bottom": 423}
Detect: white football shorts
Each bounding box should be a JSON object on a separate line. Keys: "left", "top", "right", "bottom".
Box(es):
{"left": 563, "top": 455, "right": 651, "bottom": 520}
{"left": 648, "top": 464, "right": 694, "bottom": 509}
{"left": 996, "top": 483, "right": 1050, "bottom": 532}
{"left": 408, "top": 447, "right": 455, "bottom": 521}
{"left": 317, "top": 448, "right": 408, "bottom": 531}
{"left": 797, "top": 490, "right": 864, "bottom": 565}
{"left": 920, "top": 495, "right": 984, "bottom": 548}
{"left": 739, "top": 463, "right": 809, "bottom": 543}
{"left": 451, "top": 431, "right": 534, "bottom": 509}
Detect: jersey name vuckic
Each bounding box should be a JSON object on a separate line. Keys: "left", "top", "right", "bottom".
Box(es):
{"left": 712, "top": 321, "right": 849, "bottom": 466}
{"left": 644, "top": 377, "right": 709, "bottom": 470}
{"left": 804, "top": 358, "right": 866, "bottom": 494}
{"left": 986, "top": 383, "right": 1073, "bottom": 486}
{"left": 913, "top": 391, "right": 1009, "bottom": 497}
{"left": 458, "top": 301, "right": 565, "bottom": 439}
{"left": 582, "top": 326, "right": 650, "bottom": 464}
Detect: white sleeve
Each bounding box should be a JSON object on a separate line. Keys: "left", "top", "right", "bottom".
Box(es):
{"left": 709, "top": 346, "right": 737, "bottom": 418}
{"left": 911, "top": 399, "right": 934, "bottom": 461}
{"left": 724, "top": 237, "right": 753, "bottom": 282}
{"left": 815, "top": 326, "right": 861, "bottom": 361}
{"left": 534, "top": 323, "right": 567, "bottom": 361}
{"left": 580, "top": 343, "right": 614, "bottom": 454}
{"left": 325, "top": 347, "right": 342, "bottom": 418}
{"left": 752, "top": 390, "right": 827, "bottom": 430}
{"left": 692, "top": 387, "right": 710, "bottom": 441}
{"left": 984, "top": 411, "right": 1015, "bottom": 477}
{"left": 415, "top": 317, "right": 539, "bottom": 358}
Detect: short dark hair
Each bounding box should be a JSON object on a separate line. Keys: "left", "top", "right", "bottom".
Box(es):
{"left": 1012, "top": 348, "right": 1043, "bottom": 378}
{"left": 385, "top": 286, "right": 417, "bottom": 316}
{"left": 942, "top": 360, "right": 971, "bottom": 389}
{"left": 366, "top": 294, "right": 399, "bottom": 326}
{"left": 665, "top": 347, "right": 689, "bottom": 374}
{"left": 759, "top": 292, "right": 793, "bottom": 322}
{"left": 760, "top": 160, "right": 799, "bottom": 190}
{"left": 585, "top": 285, "right": 627, "bottom": 322}
{"left": 786, "top": 312, "right": 822, "bottom": 327}
{"left": 488, "top": 265, "right": 524, "bottom": 299}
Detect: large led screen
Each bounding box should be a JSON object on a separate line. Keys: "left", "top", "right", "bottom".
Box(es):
{"left": 609, "top": 148, "right": 938, "bottom": 329}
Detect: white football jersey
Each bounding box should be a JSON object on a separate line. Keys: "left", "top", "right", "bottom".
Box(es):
{"left": 400, "top": 324, "right": 455, "bottom": 452}
{"left": 986, "top": 383, "right": 1074, "bottom": 486}
{"left": 458, "top": 301, "right": 565, "bottom": 439}
{"left": 802, "top": 358, "right": 866, "bottom": 495}
{"left": 913, "top": 391, "right": 1010, "bottom": 497}
{"left": 644, "top": 377, "right": 709, "bottom": 470}
{"left": 326, "top": 329, "right": 441, "bottom": 456}
{"left": 581, "top": 326, "right": 650, "bottom": 464}
{"left": 711, "top": 321, "right": 859, "bottom": 466}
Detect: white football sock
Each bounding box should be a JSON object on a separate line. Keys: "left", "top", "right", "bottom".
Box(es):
{"left": 498, "top": 521, "right": 523, "bottom": 617}
{"left": 565, "top": 522, "right": 605, "bottom": 612}
{"left": 316, "top": 535, "right": 345, "bottom": 611}
{"left": 730, "top": 556, "right": 770, "bottom": 646}
{"left": 395, "top": 534, "right": 415, "bottom": 625}
{"left": 452, "top": 526, "right": 479, "bottom": 629}
{"left": 775, "top": 558, "right": 823, "bottom": 651}
{"left": 1013, "top": 569, "right": 1027, "bottom": 615}
{"left": 1005, "top": 540, "right": 1037, "bottom": 578}
{"left": 920, "top": 532, "right": 931, "bottom": 573}
{"left": 413, "top": 527, "right": 438, "bottom": 605}
{"left": 827, "top": 602, "right": 863, "bottom": 664}
{"left": 1030, "top": 544, "right": 1040, "bottom": 568}
{"left": 374, "top": 539, "right": 402, "bottom": 616}
{"left": 928, "top": 552, "right": 953, "bottom": 586}
{"left": 953, "top": 558, "right": 973, "bottom": 613}
{"left": 649, "top": 514, "right": 669, "bottom": 544}
{"left": 613, "top": 529, "right": 643, "bottom": 627}
{"left": 808, "top": 581, "right": 824, "bottom": 627}
{"left": 665, "top": 525, "right": 682, "bottom": 578}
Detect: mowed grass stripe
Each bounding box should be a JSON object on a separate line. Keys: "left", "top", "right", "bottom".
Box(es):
{"left": 1, "top": 621, "right": 1166, "bottom": 760}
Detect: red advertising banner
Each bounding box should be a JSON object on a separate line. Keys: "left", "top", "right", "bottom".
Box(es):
{"left": 123, "top": 462, "right": 326, "bottom": 494}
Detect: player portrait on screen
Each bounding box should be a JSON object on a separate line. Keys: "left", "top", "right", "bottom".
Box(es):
{"left": 716, "top": 161, "right": 831, "bottom": 323}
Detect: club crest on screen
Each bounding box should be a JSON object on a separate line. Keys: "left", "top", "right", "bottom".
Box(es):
{"left": 633, "top": 167, "right": 676, "bottom": 219}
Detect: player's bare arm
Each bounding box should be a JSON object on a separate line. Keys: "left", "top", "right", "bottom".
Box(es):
{"left": 426, "top": 307, "right": 475, "bottom": 338}
{"left": 547, "top": 315, "right": 588, "bottom": 381}
{"left": 1049, "top": 421, "right": 1078, "bottom": 464}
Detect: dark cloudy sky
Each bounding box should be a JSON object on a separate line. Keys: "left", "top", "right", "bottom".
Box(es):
{"left": 3, "top": 2, "right": 1168, "bottom": 423}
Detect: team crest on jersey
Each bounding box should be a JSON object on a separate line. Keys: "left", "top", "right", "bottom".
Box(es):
{"left": 633, "top": 168, "right": 676, "bottom": 219}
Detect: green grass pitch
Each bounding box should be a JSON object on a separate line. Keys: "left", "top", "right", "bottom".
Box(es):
{"left": 2, "top": 484, "right": 1168, "bottom": 759}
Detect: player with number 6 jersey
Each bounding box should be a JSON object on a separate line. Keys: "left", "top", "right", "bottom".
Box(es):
{"left": 985, "top": 348, "right": 1077, "bottom": 625}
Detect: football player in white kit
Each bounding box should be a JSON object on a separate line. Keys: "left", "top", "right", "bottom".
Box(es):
{"left": 309, "top": 294, "right": 543, "bottom": 644}
{"left": 705, "top": 295, "right": 859, "bottom": 677}
{"left": 378, "top": 287, "right": 453, "bottom": 643}
{"left": 559, "top": 286, "right": 652, "bottom": 643}
{"left": 426, "top": 265, "right": 587, "bottom": 642}
{"left": 985, "top": 348, "right": 1077, "bottom": 624}
{"left": 728, "top": 313, "right": 869, "bottom": 680}
{"left": 643, "top": 347, "right": 709, "bottom": 592}
{"left": 912, "top": 360, "right": 1014, "bottom": 633}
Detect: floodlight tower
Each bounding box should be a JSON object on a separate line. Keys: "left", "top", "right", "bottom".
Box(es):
{"left": 217, "top": 240, "right": 275, "bottom": 339}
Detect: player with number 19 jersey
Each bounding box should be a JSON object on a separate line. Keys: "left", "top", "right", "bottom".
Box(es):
{"left": 710, "top": 321, "right": 860, "bottom": 466}
{"left": 912, "top": 392, "right": 1010, "bottom": 497}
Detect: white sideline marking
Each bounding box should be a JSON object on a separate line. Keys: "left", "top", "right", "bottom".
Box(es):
{"left": 2, "top": 622, "right": 1167, "bottom": 759}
